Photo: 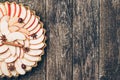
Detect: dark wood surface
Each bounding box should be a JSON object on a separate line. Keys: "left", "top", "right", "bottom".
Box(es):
{"left": 0, "top": 0, "right": 120, "bottom": 80}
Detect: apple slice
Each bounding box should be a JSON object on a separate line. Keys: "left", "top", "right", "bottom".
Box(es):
{"left": 24, "top": 15, "right": 35, "bottom": 29}
{"left": 14, "top": 4, "right": 20, "bottom": 17}
{"left": 0, "top": 64, "right": 2, "bottom": 75}
{"left": 10, "top": 2, "right": 16, "bottom": 17}
{"left": 25, "top": 66, "right": 32, "bottom": 71}
{"left": 0, "top": 3, "right": 6, "bottom": 15}
{"left": 5, "top": 55, "right": 17, "bottom": 63}
{"left": 19, "top": 5, "right": 26, "bottom": 20}
{"left": 16, "top": 47, "right": 20, "bottom": 57}
{"left": 9, "top": 26, "right": 19, "bottom": 32}
{"left": 8, "top": 45, "right": 16, "bottom": 56}
{"left": 20, "top": 48, "right": 24, "bottom": 58}
{"left": 19, "top": 28, "right": 30, "bottom": 35}
{"left": 15, "top": 59, "right": 25, "bottom": 75}
{"left": 29, "top": 24, "right": 41, "bottom": 36}
{"left": 0, "top": 58, "right": 3, "bottom": 61}
{"left": 30, "top": 34, "right": 45, "bottom": 44}
{"left": 36, "top": 28, "right": 44, "bottom": 38}
{"left": 27, "top": 49, "right": 43, "bottom": 56}
{"left": 0, "top": 45, "right": 9, "bottom": 54}
{"left": 7, "top": 32, "right": 26, "bottom": 42}
{"left": 24, "top": 54, "right": 41, "bottom": 61}
{"left": 8, "top": 17, "right": 19, "bottom": 26}
{"left": 0, "top": 20, "right": 10, "bottom": 35}
{"left": 1, "top": 15, "right": 10, "bottom": 22}
{"left": 0, "top": 32, "right": 2, "bottom": 36}
{"left": 0, "top": 8, "right": 3, "bottom": 18}
{"left": 0, "top": 40, "right": 3, "bottom": 46}
{"left": 5, "top": 2, "right": 11, "bottom": 16}
{"left": 24, "top": 39, "right": 29, "bottom": 47}
{"left": 24, "top": 9, "right": 31, "bottom": 24}
{"left": 13, "top": 22, "right": 25, "bottom": 28}
{"left": 17, "top": 40, "right": 24, "bottom": 45}
{"left": 0, "top": 50, "right": 10, "bottom": 59}
{"left": 30, "top": 42, "right": 45, "bottom": 49}
{"left": 27, "top": 17, "right": 39, "bottom": 31}
{"left": 1, "top": 62, "right": 10, "bottom": 76}
{"left": 21, "top": 58, "right": 36, "bottom": 66}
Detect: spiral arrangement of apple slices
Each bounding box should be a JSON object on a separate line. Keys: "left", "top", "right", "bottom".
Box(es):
{"left": 0, "top": 2, "right": 46, "bottom": 77}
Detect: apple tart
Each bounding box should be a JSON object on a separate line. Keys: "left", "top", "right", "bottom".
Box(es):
{"left": 0, "top": 1, "right": 46, "bottom": 77}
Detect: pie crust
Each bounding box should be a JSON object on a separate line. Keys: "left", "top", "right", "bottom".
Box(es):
{"left": 0, "top": 1, "right": 46, "bottom": 77}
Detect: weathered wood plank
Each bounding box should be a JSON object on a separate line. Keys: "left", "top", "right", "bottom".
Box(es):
{"left": 73, "top": 0, "right": 100, "bottom": 80}
{"left": 99, "top": 0, "right": 120, "bottom": 80}
{"left": 0, "top": 0, "right": 18, "bottom": 2}
{"left": 46, "top": 0, "right": 73, "bottom": 80}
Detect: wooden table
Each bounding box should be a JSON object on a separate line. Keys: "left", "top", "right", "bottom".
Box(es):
{"left": 0, "top": 0, "right": 120, "bottom": 80}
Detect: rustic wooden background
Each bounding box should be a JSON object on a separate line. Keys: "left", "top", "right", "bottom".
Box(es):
{"left": 0, "top": 0, "right": 120, "bottom": 80}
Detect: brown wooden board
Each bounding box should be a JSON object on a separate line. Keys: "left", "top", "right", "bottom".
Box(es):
{"left": 99, "top": 0, "right": 120, "bottom": 80}
{"left": 46, "top": 0, "right": 73, "bottom": 80}
{"left": 73, "top": 0, "right": 100, "bottom": 80}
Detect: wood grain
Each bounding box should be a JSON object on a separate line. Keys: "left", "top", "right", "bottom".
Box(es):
{"left": 73, "top": 0, "right": 100, "bottom": 80}
{"left": 99, "top": 0, "right": 120, "bottom": 80}
{"left": 46, "top": 0, "right": 73, "bottom": 80}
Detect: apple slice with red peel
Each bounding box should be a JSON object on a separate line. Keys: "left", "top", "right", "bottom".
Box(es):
{"left": 7, "top": 32, "right": 26, "bottom": 42}
{"left": 27, "top": 50, "right": 43, "bottom": 56}
{"left": 0, "top": 19, "right": 10, "bottom": 35}
{"left": 24, "top": 9, "right": 31, "bottom": 24}
{"left": 5, "top": 55, "right": 17, "bottom": 63}
{"left": 8, "top": 46, "right": 16, "bottom": 56}
{"left": 8, "top": 17, "right": 19, "bottom": 26}
{"left": 21, "top": 58, "right": 36, "bottom": 66}
{"left": 24, "top": 15, "right": 35, "bottom": 29}
{"left": 24, "top": 54, "right": 41, "bottom": 61}
{"left": 5, "top": 2, "right": 11, "bottom": 16}
{"left": 30, "top": 34, "right": 45, "bottom": 44}
{"left": 0, "top": 45, "right": 9, "bottom": 54}
{"left": 27, "top": 17, "right": 39, "bottom": 31}
{"left": 29, "top": 24, "right": 41, "bottom": 36}
{"left": 35, "top": 28, "right": 44, "bottom": 38}
{"left": 1, "top": 62, "right": 10, "bottom": 76}
{"left": 15, "top": 59, "right": 25, "bottom": 75}
{"left": 30, "top": 42, "right": 45, "bottom": 49}
{"left": 0, "top": 3, "right": 6, "bottom": 15}
{"left": 14, "top": 4, "right": 20, "bottom": 17}
{"left": 19, "top": 5, "right": 26, "bottom": 20}
{"left": 9, "top": 26, "right": 19, "bottom": 32}
{"left": 10, "top": 2, "right": 16, "bottom": 17}
{"left": 0, "top": 50, "right": 10, "bottom": 59}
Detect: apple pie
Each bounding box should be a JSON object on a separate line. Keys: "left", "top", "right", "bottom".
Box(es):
{"left": 0, "top": 1, "right": 46, "bottom": 77}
